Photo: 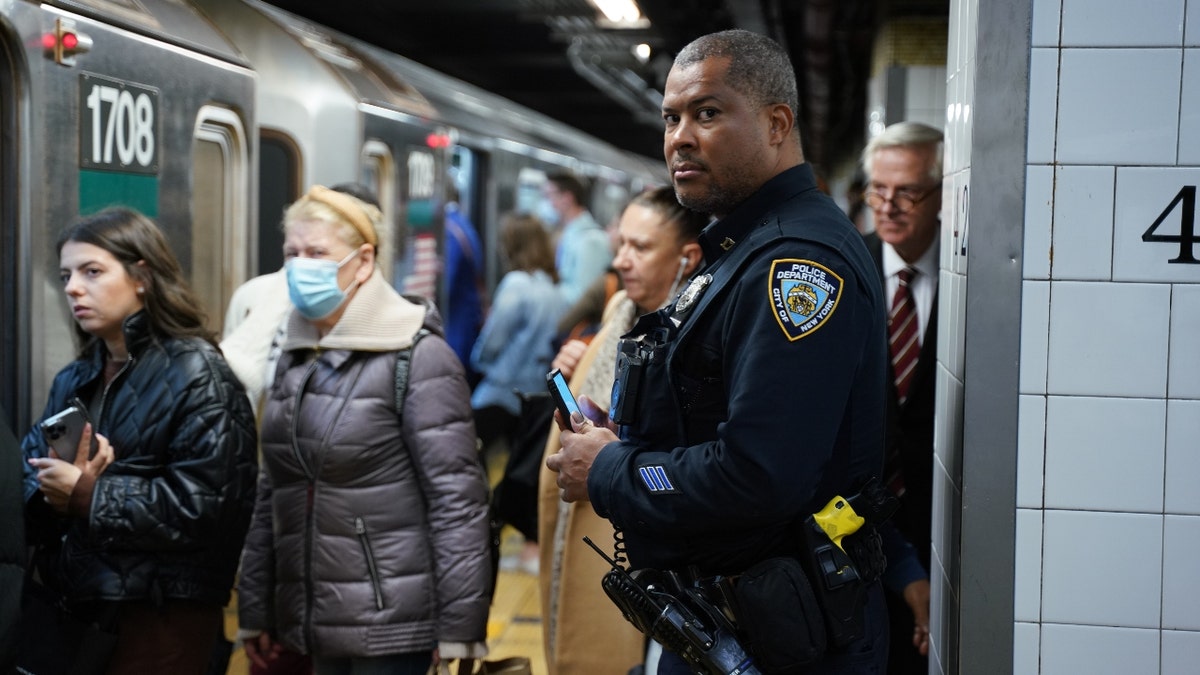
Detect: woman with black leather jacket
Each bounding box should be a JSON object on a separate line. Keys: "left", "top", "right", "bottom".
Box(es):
{"left": 21, "top": 207, "right": 258, "bottom": 675}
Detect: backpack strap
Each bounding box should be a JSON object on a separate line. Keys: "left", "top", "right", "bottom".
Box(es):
{"left": 394, "top": 328, "right": 432, "bottom": 418}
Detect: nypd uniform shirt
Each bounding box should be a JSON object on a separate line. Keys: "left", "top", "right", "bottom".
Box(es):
{"left": 587, "top": 164, "right": 888, "bottom": 574}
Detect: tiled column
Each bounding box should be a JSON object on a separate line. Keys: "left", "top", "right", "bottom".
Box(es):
{"left": 1014, "top": 0, "right": 1200, "bottom": 673}
{"left": 933, "top": 0, "right": 1028, "bottom": 673}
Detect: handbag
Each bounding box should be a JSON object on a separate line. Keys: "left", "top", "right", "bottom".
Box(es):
{"left": 16, "top": 574, "right": 118, "bottom": 675}
{"left": 432, "top": 656, "right": 533, "bottom": 675}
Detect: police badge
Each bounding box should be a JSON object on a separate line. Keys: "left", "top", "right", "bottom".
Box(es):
{"left": 674, "top": 273, "right": 712, "bottom": 314}
{"left": 769, "top": 259, "right": 842, "bottom": 341}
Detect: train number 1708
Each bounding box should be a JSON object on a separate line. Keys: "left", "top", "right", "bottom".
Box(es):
{"left": 79, "top": 73, "right": 159, "bottom": 174}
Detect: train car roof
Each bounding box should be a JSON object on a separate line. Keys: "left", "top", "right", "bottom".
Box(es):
{"left": 44, "top": 0, "right": 249, "bottom": 66}
{"left": 240, "top": 0, "right": 662, "bottom": 183}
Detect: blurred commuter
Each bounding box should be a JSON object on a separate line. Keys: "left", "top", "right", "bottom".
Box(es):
{"left": 236, "top": 185, "right": 491, "bottom": 675}
{"left": 537, "top": 186, "right": 707, "bottom": 675}
{"left": 21, "top": 207, "right": 258, "bottom": 675}
{"left": 470, "top": 213, "right": 567, "bottom": 454}
{"left": 441, "top": 184, "right": 485, "bottom": 381}
{"left": 221, "top": 268, "right": 288, "bottom": 411}
{"left": 861, "top": 120, "right": 944, "bottom": 673}
{"left": 542, "top": 172, "right": 611, "bottom": 304}
{"left": 471, "top": 213, "right": 568, "bottom": 572}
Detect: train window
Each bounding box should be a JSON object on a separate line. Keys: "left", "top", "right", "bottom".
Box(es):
{"left": 191, "top": 106, "right": 249, "bottom": 334}
{"left": 361, "top": 140, "right": 396, "bottom": 283}
{"left": 259, "top": 131, "right": 301, "bottom": 274}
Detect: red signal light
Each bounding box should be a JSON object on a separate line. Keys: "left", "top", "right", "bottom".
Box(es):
{"left": 425, "top": 132, "right": 451, "bottom": 149}
{"left": 44, "top": 19, "right": 92, "bottom": 66}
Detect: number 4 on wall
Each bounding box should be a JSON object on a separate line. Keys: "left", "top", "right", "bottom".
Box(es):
{"left": 1142, "top": 185, "right": 1199, "bottom": 264}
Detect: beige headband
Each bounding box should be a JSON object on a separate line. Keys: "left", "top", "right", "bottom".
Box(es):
{"left": 301, "top": 184, "right": 378, "bottom": 247}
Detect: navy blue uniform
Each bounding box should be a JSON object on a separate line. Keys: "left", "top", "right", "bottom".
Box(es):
{"left": 589, "top": 163, "right": 889, "bottom": 670}
{"left": 590, "top": 164, "right": 887, "bottom": 573}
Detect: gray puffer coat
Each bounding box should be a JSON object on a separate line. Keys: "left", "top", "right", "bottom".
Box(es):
{"left": 237, "top": 273, "right": 491, "bottom": 658}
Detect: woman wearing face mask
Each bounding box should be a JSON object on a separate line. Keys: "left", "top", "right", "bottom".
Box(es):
{"left": 535, "top": 187, "right": 708, "bottom": 675}
{"left": 21, "top": 207, "right": 257, "bottom": 674}
{"left": 236, "top": 185, "right": 492, "bottom": 675}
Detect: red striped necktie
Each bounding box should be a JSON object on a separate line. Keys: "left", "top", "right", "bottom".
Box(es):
{"left": 888, "top": 267, "right": 920, "bottom": 405}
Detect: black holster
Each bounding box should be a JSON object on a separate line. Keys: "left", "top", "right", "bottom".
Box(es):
{"left": 798, "top": 519, "right": 886, "bottom": 648}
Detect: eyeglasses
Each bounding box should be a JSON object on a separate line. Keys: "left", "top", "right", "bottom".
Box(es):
{"left": 862, "top": 185, "right": 939, "bottom": 214}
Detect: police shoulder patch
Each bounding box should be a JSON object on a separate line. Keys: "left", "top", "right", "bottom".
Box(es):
{"left": 768, "top": 258, "right": 843, "bottom": 341}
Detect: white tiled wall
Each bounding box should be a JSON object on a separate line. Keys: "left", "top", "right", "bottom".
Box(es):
{"left": 929, "top": 0, "right": 973, "bottom": 671}
{"left": 942, "top": 0, "right": 1200, "bottom": 671}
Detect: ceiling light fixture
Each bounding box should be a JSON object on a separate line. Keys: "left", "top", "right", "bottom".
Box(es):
{"left": 587, "top": 0, "right": 648, "bottom": 28}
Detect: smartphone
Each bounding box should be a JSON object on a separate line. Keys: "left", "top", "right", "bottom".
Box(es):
{"left": 546, "top": 368, "right": 580, "bottom": 422}
{"left": 39, "top": 402, "right": 90, "bottom": 462}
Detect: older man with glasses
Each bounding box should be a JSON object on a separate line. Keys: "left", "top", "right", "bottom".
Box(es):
{"left": 861, "top": 120, "right": 944, "bottom": 675}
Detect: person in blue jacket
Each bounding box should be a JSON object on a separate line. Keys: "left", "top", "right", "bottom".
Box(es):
{"left": 547, "top": 29, "right": 889, "bottom": 674}
{"left": 441, "top": 185, "right": 484, "bottom": 381}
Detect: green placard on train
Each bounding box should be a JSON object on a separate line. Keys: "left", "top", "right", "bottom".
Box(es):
{"left": 79, "top": 169, "right": 158, "bottom": 217}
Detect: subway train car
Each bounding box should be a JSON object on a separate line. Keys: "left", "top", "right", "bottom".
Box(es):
{"left": 0, "top": 0, "right": 663, "bottom": 434}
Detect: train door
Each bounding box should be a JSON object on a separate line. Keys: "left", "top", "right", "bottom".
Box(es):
{"left": 257, "top": 129, "right": 302, "bottom": 275}
{"left": 0, "top": 28, "right": 19, "bottom": 430}
{"left": 396, "top": 141, "right": 442, "bottom": 299}
{"left": 361, "top": 139, "right": 396, "bottom": 282}
{"left": 191, "top": 105, "right": 250, "bottom": 333}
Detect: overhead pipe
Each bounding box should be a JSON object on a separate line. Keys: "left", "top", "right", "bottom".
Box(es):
{"left": 565, "top": 38, "right": 663, "bottom": 127}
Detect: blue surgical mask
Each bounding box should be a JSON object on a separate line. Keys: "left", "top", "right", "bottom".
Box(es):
{"left": 285, "top": 250, "right": 359, "bottom": 320}
{"left": 537, "top": 198, "right": 560, "bottom": 227}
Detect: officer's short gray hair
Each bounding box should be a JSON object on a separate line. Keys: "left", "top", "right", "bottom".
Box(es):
{"left": 674, "top": 30, "right": 799, "bottom": 125}
{"left": 862, "top": 121, "right": 944, "bottom": 182}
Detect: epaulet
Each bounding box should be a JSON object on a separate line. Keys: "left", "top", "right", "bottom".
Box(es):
{"left": 394, "top": 328, "right": 432, "bottom": 417}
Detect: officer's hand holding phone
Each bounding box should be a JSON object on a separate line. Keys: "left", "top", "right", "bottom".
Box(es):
{"left": 546, "top": 369, "right": 619, "bottom": 503}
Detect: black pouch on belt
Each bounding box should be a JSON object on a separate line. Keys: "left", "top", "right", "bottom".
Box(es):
{"left": 732, "top": 556, "right": 827, "bottom": 674}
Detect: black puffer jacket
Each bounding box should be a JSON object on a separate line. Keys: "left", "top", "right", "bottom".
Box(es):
{"left": 21, "top": 311, "right": 258, "bottom": 607}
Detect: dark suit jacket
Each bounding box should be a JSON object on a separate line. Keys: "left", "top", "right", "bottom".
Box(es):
{"left": 865, "top": 232, "right": 936, "bottom": 571}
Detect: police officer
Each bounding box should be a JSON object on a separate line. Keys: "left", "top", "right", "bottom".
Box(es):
{"left": 546, "top": 29, "right": 889, "bottom": 674}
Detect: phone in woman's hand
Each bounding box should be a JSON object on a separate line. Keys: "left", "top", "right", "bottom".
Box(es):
{"left": 39, "top": 401, "right": 89, "bottom": 461}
